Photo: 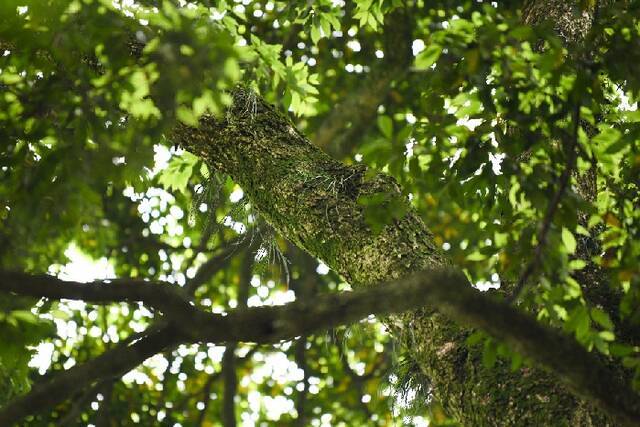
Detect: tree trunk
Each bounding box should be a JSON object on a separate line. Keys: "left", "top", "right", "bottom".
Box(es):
{"left": 172, "top": 91, "right": 611, "bottom": 425}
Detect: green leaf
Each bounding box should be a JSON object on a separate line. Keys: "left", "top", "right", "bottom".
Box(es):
{"left": 158, "top": 152, "right": 199, "bottom": 193}
{"left": 561, "top": 228, "right": 577, "bottom": 254}
{"left": 482, "top": 340, "right": 497, "bottom": 368}
{"left": 377, "top": 116, "right": 393, "bottom": 139}
{"left": 591, "top": 308, "right": 614, "bottom": 330}
{"left": 568, "top": 259, "right": 587, "bottom": 270}
{"left": 592, "top": 126, "right": 621, "bottom": 151}
{"left": 466, "top": 331, "right": 485, "bottom": 346}
{"left": 415, "top": 44, "right": 442, "bottom": 70}
{"left": 599, "top": 331, "right": 615, "bottom": 341}
{"left": 466, "top": 251, "right": 486, "bottom": 261}
{"left": 311, "top": 25, "right": 321, "bottom": 45}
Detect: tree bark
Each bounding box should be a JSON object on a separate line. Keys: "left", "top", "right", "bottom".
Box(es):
{"left": 172, "top": 86, "right": 623, "bottom": 425}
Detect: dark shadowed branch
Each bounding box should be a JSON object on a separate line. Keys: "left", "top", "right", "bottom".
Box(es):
{"left": 222, "top": 252, "right": 252, "bottom": 427}
{"left": 0, "top": 324, "right": 183, "bottom": 426}
{"left": 183, "top": 236, "right": 248, "bottom": 296}
{"left": 1, "top": 267, "right": 640, "bottom": 425}
{"left": 54, "top": 379, "right": 107, "bottom": 426}
{"left": 196, "top": 371, "right": 222, "bottom": 427}
{"left": 0, "top": 270, "right": 198, "bottom": 327}
{"left": 221, "top": 342, "right": 238, "bottom": 427}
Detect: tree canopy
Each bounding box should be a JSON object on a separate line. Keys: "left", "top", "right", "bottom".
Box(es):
{"left": 1, "top": 0, "right": 640, "bottom": 425}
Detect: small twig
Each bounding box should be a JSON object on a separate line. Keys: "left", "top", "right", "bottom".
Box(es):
{"left": 195, "top": 372, "right": 220, "bottom": 427}
{"left": 55, "top": 380, "right": 105, "bottom": 426}
{"left": 183, "top": 236, "right": 247, "bottom": 297}
{"left": 294, "top": 336, "right": 309, "bottom": 427}
{"left": 94, "top": 380, "right": 115, "bottom": 427}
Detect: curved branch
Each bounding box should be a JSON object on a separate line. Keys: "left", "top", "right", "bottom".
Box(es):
{"left": 509, "top": 102, "right": 581, "bottom": 302}
{"left": 0, "top": 270, "right": 197, "bottom": 325}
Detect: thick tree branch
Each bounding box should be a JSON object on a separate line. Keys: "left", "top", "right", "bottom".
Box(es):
{"left": 0, "top": 268, "right": 474, "bottom": 345}
{"left": 172, "top": 87, "right": 639, "bottom": 425}
{"left": 0, "top": 269, "right": 477, "bottom": 344}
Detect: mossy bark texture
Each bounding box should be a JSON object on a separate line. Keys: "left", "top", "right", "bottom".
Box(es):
{"left": 173, "top": 93, "right": 614, "bottom": 425}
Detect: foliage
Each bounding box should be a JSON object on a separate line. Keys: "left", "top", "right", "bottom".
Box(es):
{"left": 1, "top": 0, "right": 640, "bottom": 425}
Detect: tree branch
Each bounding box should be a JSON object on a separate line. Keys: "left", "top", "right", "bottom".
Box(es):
{"left": 0, "top": 270, "right": 197, "bottom": 327}
{"left": 221, "top": 342, "right": 237, "bottom": 427}
{"left": 293, "top": 337, "right": 309, "bottom": 426}
{"left": 509, "top": 103, "right": 581, "bottom": 302}
{"left": 95, "top": 379, "right": 115, "bottom": 427}
{"left": 55, "top": 379, "right": 105, "bottom": 426}
{"left": 2, "top": 266, "right": 640, "bottom": 424}
{"left": 221, "top": 252, "right": 251, "bottom": 427}
{"left": 0, "top": 324, "right": 182, "bottom": 426}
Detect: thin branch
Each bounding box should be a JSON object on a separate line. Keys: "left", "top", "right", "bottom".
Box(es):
{"left": 94, "top": 380, "right": 115, "bottom": 427}
{"left": 333, "top": 332, "right": 376, "bottom": 418}
{"left": 183, "top": 236, "right": 247, "bottom": 297}
{"left": 154, "top": 349, "right": 175, "bottom": 424}
{"left": 289, "top": 247, "right": 315, "bottom": 426}
{"left": 0, "top": 324, "right": 183, "bottom": 426}
{"left": 196, "top": 371, "right": 221, "bottom": 427}
{"left": 222, "top": 251, "right": 252, "bottom": 427}
{"left": 312, "top": 7, "right": 413, "bottom": 157}
{"left": 508, "top": 103, "right": 581, "bottom": 302}
{"left": 55, "top": 379, "right": 105, "bottom": 426}
{"left": 0, "top": 270, "right": 197, "bottom": 326}
{"left": 294, "top": 337, "right": 308, "bottom": 427}
{"left": 221, "top": 343, "right": 238, "bottom": 427}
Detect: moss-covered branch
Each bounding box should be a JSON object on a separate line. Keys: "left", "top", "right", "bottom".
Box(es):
{"left": 172, "top": 88, "right": 639, "bottom": 426}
